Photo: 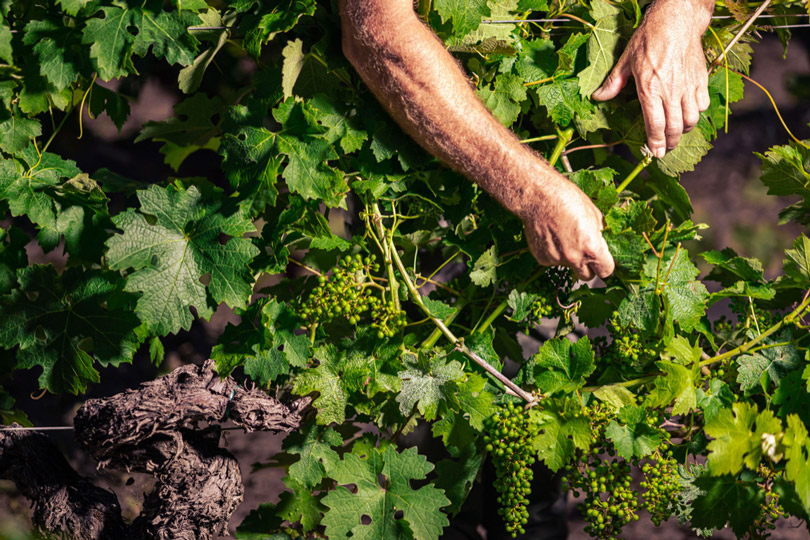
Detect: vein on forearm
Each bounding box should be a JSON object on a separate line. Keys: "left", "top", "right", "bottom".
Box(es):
{"left": 340, "top": 0, "right": 555, "bottom": 219}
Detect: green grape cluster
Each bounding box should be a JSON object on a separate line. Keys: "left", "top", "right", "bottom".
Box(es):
{"left": 370, "top": 301, "right": 407, "bottom": 338}
{"left": 561, "top": 405, "right": 639, "bottom": 540}
{"left": 595, "top": 313, "right": 660, "bottom": 370}
{"left": 564, "top": 453, "right": 639, "bottom": 540}
{"left": 530, "top": 297, "right": 553, "bottom": 320}
{"left": 299, "top": 255, "right": 378, "bottom": 325}
{"left": 483, "top": 401, "right": 536, "bottom": 537}
{"left": 640, "top": 449, "right": 679, "bottom": 525}
{"left": 748, "top": 466, "right": 784, "bottom": 539}
{"left": 299, "top": 254, "right": 407, "bottom": 337}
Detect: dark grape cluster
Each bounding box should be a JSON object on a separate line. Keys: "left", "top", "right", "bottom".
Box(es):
{"left": 483, "top": 401, "right": 536, "bottom": 537}
{"left": 640, "top": 449, "right": 679, "bottom": 525}
{"left": 299, "top": 254, "right": 406, "bottom": 338}
{"left": 562, "top": 405, "right": 639, "bottom": 540}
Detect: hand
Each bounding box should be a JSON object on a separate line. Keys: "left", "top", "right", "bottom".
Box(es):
{"left": 591, "top": 0, "right": 713, "bottom": 158}
{"left": 520, "top": 178, "right": 615, "bottom": 281}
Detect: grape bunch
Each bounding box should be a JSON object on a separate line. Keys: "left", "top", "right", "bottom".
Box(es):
{"left": 483, "top": 401, "right": 536, "bottom": 537}
{"left": 561, "top": 405, "right": 639, "bottom": 540}
{"left": 748, "top": 466, "right": 784, "bottom": 539}
{"left": 640, "top": 449, "right": 679, "bottom": 525}
{"left": 299, "top": 254, "right": 406, "bottom": 338}
{"left": 566, "top": 457, "right": 639, "bottom": 540}
{"left": 594, "top": 313, "right": 661, "bottom": 370}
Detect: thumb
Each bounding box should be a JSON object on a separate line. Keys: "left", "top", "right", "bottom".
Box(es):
{"left": 591, "top": 61, "right": 629, "bottom": 101}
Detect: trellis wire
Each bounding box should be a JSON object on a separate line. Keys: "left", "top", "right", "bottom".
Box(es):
{"left": 0, "top": 425, "right": 74, "bottom": 431}
{"left": 480, "top": 13, "right": 809, "bottom": 23}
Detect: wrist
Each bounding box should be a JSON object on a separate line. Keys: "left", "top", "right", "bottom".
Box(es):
{"left": 646, "top": 0, "right": 714, "bottom": 33}
{"left": 508, "top": 158, "right": 561, "bottom": 223}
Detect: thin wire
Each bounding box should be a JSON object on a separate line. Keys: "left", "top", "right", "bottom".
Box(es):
{"left": 481, "top": 14, "right": 809, "bottom": 24}
{"left": 0, "top": 426, "right": 74, "bottom": 431}
{"left": 7, "top": 17, "right": 808, "bottom": 33}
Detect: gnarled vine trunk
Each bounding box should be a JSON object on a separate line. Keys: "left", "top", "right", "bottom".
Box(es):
{"left": 0, "top": 360, "right": 310, "bottom": 540}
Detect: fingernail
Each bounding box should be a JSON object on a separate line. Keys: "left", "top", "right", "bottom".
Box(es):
{"left": 655, "top": 148, "right": 666, "bottom": 159}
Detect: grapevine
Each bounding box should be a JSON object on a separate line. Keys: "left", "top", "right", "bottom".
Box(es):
{"left": 0, "top": 0, "right": 809, "bottom": 539}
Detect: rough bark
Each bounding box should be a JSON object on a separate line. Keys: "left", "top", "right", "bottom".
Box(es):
{"left": 0, "top": 428, "right": 128, "bottom": 540}
{"left": 1, "top": 360, "right": 310, "bottom": 540}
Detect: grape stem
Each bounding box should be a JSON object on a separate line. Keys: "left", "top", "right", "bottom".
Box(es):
{"left": 616, "top": 153, "right": 653, "bottom": 193}
{"left": 380, "top": 215, "right": 536, "bottom": 404}
{"left": 549, "top": 127, "right": 574, "bottom": 167}
{"left": 369, "top": 203, "right": 401, "bottom": 311}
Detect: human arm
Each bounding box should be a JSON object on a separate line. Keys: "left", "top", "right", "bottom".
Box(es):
{"left": 591, "top": 0, "right": 715, "bottom": 158}
{"left": 338, "top": 0, "right": 615, "bottom": 280}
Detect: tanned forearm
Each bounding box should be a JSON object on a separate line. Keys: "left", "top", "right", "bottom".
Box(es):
{"left": 339, "top": 0, "right": 615, "bottom": 279}
{"left": 339, "top": 0, "right": 550, "bottom": 219}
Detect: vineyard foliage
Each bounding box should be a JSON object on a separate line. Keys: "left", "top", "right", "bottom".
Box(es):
{"left": 3, "top": 0, "right": 810, "bottom": 538}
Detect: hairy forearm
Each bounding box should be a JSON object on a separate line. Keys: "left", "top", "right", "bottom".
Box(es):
{"left": 338, "top": 0, "right": 556, "bottom": 220}
{"left": 647, "top": 0, "right": 714, "bottom": 31}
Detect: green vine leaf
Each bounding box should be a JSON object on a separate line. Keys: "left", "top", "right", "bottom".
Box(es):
{"left": 0, "top": 112, "right": 42, "bottom": 155}
{"left": 690, "top": 474, "right": 764, "bottom": 536}
{"left": 322, "top": 445, "right": 450, "bottom": 540}
{"left": 434, "top": 0, "right": 491, "bottom": 38}
{"left": 577, "top": 0, "right": 632, "bottom": 97}
{"left": 535, "top": 78, "right": 593, "bottom": 126}
{"left": 736, "top": 337, "right": 801, "bottom": 392}
{"left": 530, "top": 398, "right": 591, "bottom": 471}
{"left": 397, "top": 351, "right": 465, "bottom": 422}
{"left": 283, "top": 422, "right": 343, "bottom": 489}
{"left": 656, "top": 129, "right": 712, "bottom": 176}
{"left": 82, "top": 6, "right": 137, "bottom": 80}
{"left": 106, "top": 183, "right": 258, "bottom": 335}
{"left": 605, "top": 405, "right": 662, "bottom": 459}
{"left": 704, "top": 402, "right": 760, "bottom": 475}
{"left": 530, "top": 336, "right": 595, "bottom": 395}
{"left": 0, "top": 266, "right": 140, "bottom": 394}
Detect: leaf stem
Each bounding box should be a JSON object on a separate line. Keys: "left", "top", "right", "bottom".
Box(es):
{"left": 40, "top": 105, "right": 75, "bottom": 155}
{"left": 549, "top": 127, "right": 574, "bottom": 167}
{"left": 524, "top": 76, "right": 555, "bottom": 87}
{"left": 287, "top": 257, "right": 323, "bottom": 277}
{"left": 520, "top": 134, "right": 558, "bottom": 144}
